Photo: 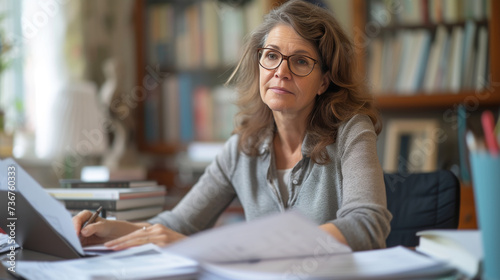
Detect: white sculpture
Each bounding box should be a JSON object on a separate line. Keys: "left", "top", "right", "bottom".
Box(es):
{"left": 99, "top": 59, "right": 127, "bottom": 169}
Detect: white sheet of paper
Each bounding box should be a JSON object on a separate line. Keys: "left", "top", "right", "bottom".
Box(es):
{"left": 0, "top": 158, "right": 84, "bottom": 255}
{"left": 8, "top": 244, "right": 198, "bottom": 280}
{"left": 83, "top": 244, "right": 112, "bottom": 251}
{"left": 165, "top": 211, "right": 352, "bottom": 263}
{"left": 200, "top": 246, "right": 455, "bottom": 280}
{"left": 82, "top": 244, "right": 116, "bottom": 256}
{"left": 0, "top": 233, "right": 19, "bottom": 253}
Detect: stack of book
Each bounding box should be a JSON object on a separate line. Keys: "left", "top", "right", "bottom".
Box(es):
{"left": 46, "top": 179, "right": 167, "bottom": 221}
{"left": 417, "top": 229, "right": 483, "bottom": 279}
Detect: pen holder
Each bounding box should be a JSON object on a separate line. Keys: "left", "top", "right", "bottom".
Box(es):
{"left": 470, "top": 152, "right": 500, "bottom": 280}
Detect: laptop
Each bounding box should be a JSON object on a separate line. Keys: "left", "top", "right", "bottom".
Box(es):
{"left": 0, "top": 158, "right": 86, "bottom": 259}
{"left": 0, "top": 190, "right": 83, "bottom": 259}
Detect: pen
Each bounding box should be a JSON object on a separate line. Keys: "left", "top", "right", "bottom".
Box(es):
{"left": 481, "top": 110, "right": 499, "bottom": 156}
{"left": 465, "top": 130, "right": 477, "bottom": 152}
{"left": 495, "top": 110, "right": 500, "bottom": 141}
{"left": 81, "top": 206, "right": 103, "bottom": 229}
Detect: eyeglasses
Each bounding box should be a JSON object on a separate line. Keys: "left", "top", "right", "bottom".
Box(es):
{"left": 257, "top": 48, "right": 320, "bottom": 77}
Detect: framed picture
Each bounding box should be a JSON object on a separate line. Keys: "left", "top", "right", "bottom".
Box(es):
{"left": 383, "top": 119, "right": 440, "bottom": 173}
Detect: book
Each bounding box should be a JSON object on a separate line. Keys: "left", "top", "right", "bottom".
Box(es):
{"left": 404, "top": 29, "right": 431, "bottom": 93}
{"left": 379, "top": 34, "right": 394, "bottom": 93}
{"left": 59, "top": 179, "right": 157, "bottom": 189}
{"left": 474, "top": 26, "right": 488, "bottom": 90}
{"left": 104, "top": 206, "right": 164, "bottom": 221}
{"left": 395, "top": 30, "right": 415, "bottom": 93}
{"left": 398, "top": 0, "right": 425, "bottom": 25}
{"left": 446, "top": 26, "right": 464, "bottom": 92}
{"left": 429, "top": 0, "right": 443, "bottom": 23}
{"left": 244, "top": 0, "right": 267, "bottom": 34}
{"left": 46, "top": 186, "right": 166, "bottom": 200}
{"left": 386, "top": 33, "right": 403, "bottom": 92}
{"left": 144, "top": 86, "right": 162, "bottom": 143}
{"left": 443, "top": 0, "right": 461, "bottom": 23}
{"left": 423, "top": 25, "right": 447, "bottom": 93}
{"left": 416, "top": 229, "right": 482, "bottom": 278}
{"left": 12, "top": 211, "right": 455, "bottom": 280}
{"left": 201, "top": 0, "right": 220, "bottom": 69}
{"left": 434, "top": 26, "right": 452, "bottom": 91}
{"left": 80, "top": 165, "right": 147, "bottom": 182}
{"left": 62, "top": 196, "right": 165, "bottom": 211}
{"left": 219, "top": 5, "right": 245, "bottom": 65}
{"left": 212, "top": 86, "right": 238, "bottom": 140}
{"left": 186, "top": 4, "right": 202, "bottom": 69}
{"left": 461, "top": 20, "right": 477, "bottom": 90}
{"left": 178, "top": 73, "right": 194, "bottom": 142}
{"left": 161, "top": 74, "right": 180, "bottom": 143}
{"left": 193, "top": 86, "right": 213, "bottom": 141}
{"left": 367, "top": 37, "right": 383, "bottom": 93}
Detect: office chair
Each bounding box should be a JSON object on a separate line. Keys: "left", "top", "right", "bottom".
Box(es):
{"left": 384, "top": 170, "right": 461, "bottom": 247}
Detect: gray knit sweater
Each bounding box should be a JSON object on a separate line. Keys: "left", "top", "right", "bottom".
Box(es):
{"left": 149, "top": 114, "right": 392, "bottom": 251}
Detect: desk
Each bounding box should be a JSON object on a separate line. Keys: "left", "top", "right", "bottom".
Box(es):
{"left": 1, "top": 248, "right": 465, "bottom": 280}
{"left": 0, "top": 249, "right": 62, "bottom": 279}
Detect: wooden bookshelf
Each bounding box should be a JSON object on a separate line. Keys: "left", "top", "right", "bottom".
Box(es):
{"left": 132, "top": 0, "right": 284, "bottom": 193}
{"left": 353, "top": 0, "right": 500, "bottom": 230}
{"left": 353, "top": 0, "right": 500, "bottom": 107}
{"left": 374, "top": 90, "right": 500, "bottom": 110}
{"left": 133, "top": 0, "right": 281, "bottom": 155}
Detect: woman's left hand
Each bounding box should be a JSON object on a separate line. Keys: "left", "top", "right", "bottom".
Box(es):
{"left": 103, "top": 223, "right": 187, "bottom": 250}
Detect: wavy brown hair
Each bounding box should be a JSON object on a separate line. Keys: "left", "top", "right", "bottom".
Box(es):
{"left": 227, "top": 0, "right": 381, "bottom": 164}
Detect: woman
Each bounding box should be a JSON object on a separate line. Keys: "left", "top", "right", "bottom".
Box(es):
{"left": 74, "top": 0, "right": 391, "bottom": 251}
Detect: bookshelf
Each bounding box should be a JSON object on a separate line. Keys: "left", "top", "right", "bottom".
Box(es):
{"left": 352, "top": 0, "right": 500, "bottom": 229}
{"left": 132, "top": 0, "right": 282, "bottom": 207}
{"left": 353, "top": 0, "right": 500, "bottom": 109}
{"left": 133, "top": 0, "right": 280, "bottom": 155}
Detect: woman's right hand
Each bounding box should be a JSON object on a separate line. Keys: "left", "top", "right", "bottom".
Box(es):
{"left": 72, "top": 210, "right": 145, "bottom": 246}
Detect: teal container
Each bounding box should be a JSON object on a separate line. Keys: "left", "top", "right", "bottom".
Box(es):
{"left": 470, "top": 152, "right": 500, "bottom": 280}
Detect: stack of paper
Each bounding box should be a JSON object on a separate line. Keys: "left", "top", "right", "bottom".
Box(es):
{"left": 6, "top": 211, "right": 455, "bottom": 280}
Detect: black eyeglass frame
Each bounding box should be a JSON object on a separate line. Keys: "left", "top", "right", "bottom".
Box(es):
{"left": 257, "top": 48, "right": 320, "bottom": 77}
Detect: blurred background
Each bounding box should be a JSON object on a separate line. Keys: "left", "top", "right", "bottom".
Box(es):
{"left": 0, "top": 0, "right": 353, "bottom": 186}
{"left": 0, "top": 0, "right": 497, "bottom": 227}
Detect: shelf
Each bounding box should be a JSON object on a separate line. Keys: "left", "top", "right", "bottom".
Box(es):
{"left": 354, "top": 0, "right": 500, "bottom": 111}
{"left": 374, "top": 90, "right": 500, "bottom": 110}
{"left": 138, "top": 143, "right": 186, "bottom": 154}
{"left": 134, "top": 0, "right": 276, "bottom": 153}
{"left": 375, "top": 19, "right": 489, "bottom": 32}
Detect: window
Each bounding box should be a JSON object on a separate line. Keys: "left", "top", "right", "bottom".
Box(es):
{"left": 0, "top": 0, "right": 23, "bottom": 134}
{"left": 1, "top": 0, "right": 70, "bottom": 159}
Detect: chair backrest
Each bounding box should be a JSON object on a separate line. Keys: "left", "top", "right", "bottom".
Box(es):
{"left": 384, "top": 170, "right": 461, "bottom": 247}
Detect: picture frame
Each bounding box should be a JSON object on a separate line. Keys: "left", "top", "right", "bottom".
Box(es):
{"left": 383, "top": 119, "right": 440, "bottom": 173}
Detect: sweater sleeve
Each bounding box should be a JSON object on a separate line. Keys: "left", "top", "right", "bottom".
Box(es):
{"left": 147, "top": 136, "right": 239, "bottom": 235}
{"left": 331, "top": 115, "right": 392, "bottom": 251}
